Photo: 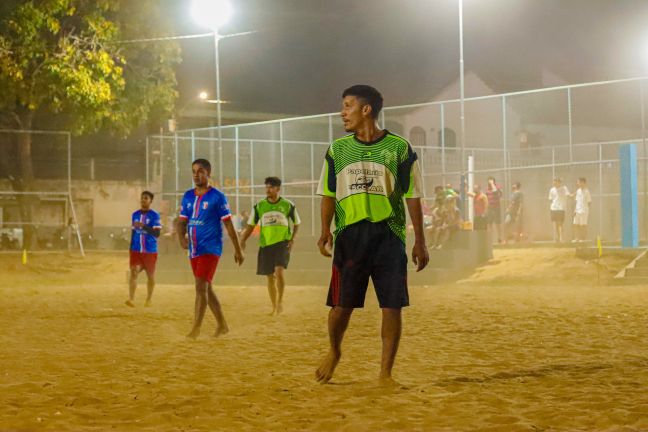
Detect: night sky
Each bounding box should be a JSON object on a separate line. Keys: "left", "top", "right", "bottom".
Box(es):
{"left": 168, "top": 0, "right": 648, "bottom": 117}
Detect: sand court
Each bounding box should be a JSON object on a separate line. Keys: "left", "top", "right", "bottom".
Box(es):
{"left": 2, "top": 250, "right": 648, "bottom": 431}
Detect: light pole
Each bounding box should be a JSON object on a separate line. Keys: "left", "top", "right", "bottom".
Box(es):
{"left": 458, "top": 0, "right": 471, "bottom": 224}
{"left": 191, "top": 0, "right": 233, "bottom": 187}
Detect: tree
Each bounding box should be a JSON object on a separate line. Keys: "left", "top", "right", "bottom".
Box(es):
{"left": 0, "top": 0, "right": 180, "bottom": 247}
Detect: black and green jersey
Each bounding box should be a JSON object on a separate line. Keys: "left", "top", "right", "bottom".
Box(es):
{"left": 248, "top": 197, "right": 301, "bottom": 248}
{"left": 316, "top": 131, "right": 422, "bottom": 243}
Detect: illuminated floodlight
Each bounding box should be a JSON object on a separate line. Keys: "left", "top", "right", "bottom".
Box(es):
{"left": 199, "top": 91, "right": 209, "bottom": 100}
{"left": 191, "top": 0, "right": 233, "bottom": 32}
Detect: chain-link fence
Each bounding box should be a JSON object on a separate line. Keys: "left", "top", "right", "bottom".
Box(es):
{"left": 148, "top": 76, "right": 645, "bottom": 243}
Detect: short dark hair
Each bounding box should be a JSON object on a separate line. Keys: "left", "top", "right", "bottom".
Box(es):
{"left": 578, "top": 177, "right": 587, "bottom": 183}
{"left": 514, "top": 182, "right": 521, "bottom": 189}
{"left": 342, "top": 85, "right": 383, "bottom": 119}
{"left": 265, "top": 176, "right": 281, "bottom": 187}
{"left": 141, "top": 191, "right": 154, "bottom": 200}
{"left": 192, "top": 158, "right": 211, "bottom": 173}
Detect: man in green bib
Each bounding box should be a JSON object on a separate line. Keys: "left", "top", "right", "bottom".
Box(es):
{"left": 315, "top": 85, "right": 429, "bottom": 385}
{"left": 241, "top": 176, "right": 300, "bottom": 315}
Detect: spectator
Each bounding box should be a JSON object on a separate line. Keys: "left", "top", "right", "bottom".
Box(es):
{"left": 432, "top": 196, "right": 462, "bottom": 249}
{"left": 504, "top": 182, "right": 524, "bottom": 243}
{"left": 485, "top": 176, "right": 503, "bottom": 243}
{"left": 548, "top": 177, "right": 570, "bottom": 243}
{"left": 571, "top": 177, "right": 592, "bottom": 243}
{"left": 470, "top": 184, "right": 489, "bottom": 230}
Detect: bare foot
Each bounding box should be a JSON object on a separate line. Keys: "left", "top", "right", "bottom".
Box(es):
{"left": 186, "top": 327, "right": 200, "bottom": 339}
{"left": 268, "top": 309, "right": 276, "bottom": 316}
{"left": 125, "top": 300, "right": 135, "bottom": 308}
{"left": 379, "top": 375, "right": 408, "bottom": 389}
{"left": 214, "top": 325, "right": 229, "bottom": 338}
{"left": 315, "top": 350, "right": 341, "bottom": 384}
{"left": 144, "top": 300, "right": 152, "bottom": 307}
{"left": 276, "top": 303, "right": 283, "bottom": 315}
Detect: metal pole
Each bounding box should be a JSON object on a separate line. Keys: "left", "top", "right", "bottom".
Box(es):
{"left": 459, "top": 0, "right": 467, "bottom": 170}
{"left": 567, "top": 87, "right": 573, "bottom": 164}
{"left": 328, "top": 114, "right": 334, "bottom": 143}
{"left": 502, "top": 96, "right": 508, "bottom": 193}
{"left": 441, "top": 103, "right": 446, "bottom": 184}
{"left": 214, "top": 32, "right": 224, "bottom": 188}
{"left": 280, "top": 120, "right": 285, "bottom": 182}
{"left": 235, "top": 126, "right": 240, "bottom": 215}
{"left": 174, "top": 132, "right": 179, "bottom": 210}
{"left": 191, "top": 130, "right": 196, "bottom": 165}
{"left": 250, "top": 140, "right": 255, "bottom": 210}
{"left": 598, "top": 143, "right": 603, "bottom": 239}
{"left": 380, "top": 110, "right": 385, "bottom": 129}
{"left": 310, "top": 142, "right": 315, "bottom": 236}
{"left": 145, "top": 136, "right": 150, "bottom": 189}
{"left": 67, "top": 132, "right": 72, "bottom": 196}
{"left": 468, "top": 155, "right": 474, "bottom": 225}
{"left": 640, "top": 80, "right": 646, "bottom": 242}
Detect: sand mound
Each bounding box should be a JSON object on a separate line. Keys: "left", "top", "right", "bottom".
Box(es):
{"left": 460, "top": 248, "right": 630, "bottom": 286}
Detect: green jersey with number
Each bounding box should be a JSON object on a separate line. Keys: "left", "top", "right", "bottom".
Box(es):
{"left": 248, "top": 197, "right": 301, "bottom": 248}
{"left": 316, "top": 131, "right": 422, "bottom": 243}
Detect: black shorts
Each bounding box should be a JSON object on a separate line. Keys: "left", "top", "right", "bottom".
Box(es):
{"left": 257, "top": 241, "right": 290, "bottom": 275}
{"left": 551, "top": 210, "right": 565, "bottom": 223}
{"left": 327, "top": 220, "right": 409, "bottom": 309}
{"left": 474, "top": 215, "right": 488, "bottom": 230}
{"left": 487, "top": 206, "right": 501, "bottom": 224}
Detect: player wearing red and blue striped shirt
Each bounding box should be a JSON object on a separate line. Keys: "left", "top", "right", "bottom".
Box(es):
{"left": 176, "top": 159, "right": 244, "bottom": 339}
{"left": 126, "top": 191, "right": 162, "bottom": 308}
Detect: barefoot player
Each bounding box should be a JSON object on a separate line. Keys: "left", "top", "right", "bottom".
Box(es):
{"left": 240, "top": 176, "right": 300, "bottom": 315}
{"left": 176, "top": 159, "right": 244, "bottom": 339}
{"left": 315, "top": 85, "right": 429, "bottom": 385}
{"left": 126, "top": 191, "right": 161, "bottom": 307}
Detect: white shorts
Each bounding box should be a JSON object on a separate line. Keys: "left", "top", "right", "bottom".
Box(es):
{"left": 573, "top": 212, "right": 589, "bottom": 226}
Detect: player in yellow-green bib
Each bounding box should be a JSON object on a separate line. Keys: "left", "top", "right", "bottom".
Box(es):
{"left": 315, "top": 85, "right": 429, "bottom": 385}
{"left": 241, "top": 176, "right": 300, "bottom": 315}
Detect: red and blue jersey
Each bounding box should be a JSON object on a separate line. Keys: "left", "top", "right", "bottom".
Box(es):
{"left": 179, "top": 187, "right": 232, "bottom": 258}
{"left": 130, "top": 209, "right": 162, "bottom": 253}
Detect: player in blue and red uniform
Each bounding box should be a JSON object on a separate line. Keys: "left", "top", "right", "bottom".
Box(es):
{"left": 126, "top": 191, "right": 162, "bottom": 307}
{"left": 176, "top": 158, "right": 244, "bottom": 339}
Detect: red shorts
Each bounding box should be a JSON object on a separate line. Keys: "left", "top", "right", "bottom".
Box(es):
{"left": 190, "top": 254, "right": 220, "bottom": 283}
{"left": 129, "top": 251, "right": 157, "bottom": 274}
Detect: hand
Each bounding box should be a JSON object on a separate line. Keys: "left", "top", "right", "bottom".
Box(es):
{"left": 180, "top": 235, "right": 189, "bottom": 250}
{"left": 287, "top": 240, "right": 294, "bottom": 252}
{"left": 234, "top": 249, "right": 244, "bottom": 266}
{"left": 133, "top": 221, "right": 143, "bottom": 228}
{"left": 412, "top": 241, "right": 429, "bottom": 272}
{"left": 317, "top": 232, "right": 333, "bottom": 257}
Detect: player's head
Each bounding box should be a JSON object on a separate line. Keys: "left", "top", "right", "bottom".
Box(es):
{"left": 192, "top": 159, "right": 211, "bottom": 187}
{"left": 265, "top": 176, "right": 281, "bottom": 200}
{"left": 553, "top": 177, "right": 562, "bottom": 187}
{"left": 140, "top": 191, "right": 154, "bottom": 209}
{"left": 487, "top": 176, "right": 496, "bottom": 187}
{"left": 341, "top": 85, "right": 383, "bottom": 132}
{"left": 577, "top": 177, "right": 587, "bottom": 187}
{"left": 474, "top": 184, "right": 481, "bottom": 194}
{"left": 513, "top": 181, "right": 521, "bottom": 190}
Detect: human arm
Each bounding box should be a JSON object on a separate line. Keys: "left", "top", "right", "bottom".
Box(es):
{"left": 317, "top": 196, "right": 335, "bottom": 257}
{"left": 239, "top": 224, "right": 255, "bottom": 251}
{"left": 288, "top": 223, "right": 300, "bottom": 252}
{"left": 175, "top": 218, "right": 188, "bottom": 249}
{"left": 223, "top": 218, "right": 244, "bottom": 265}
{"left": 406, "top": 198, "right": 430, "bottom": 272}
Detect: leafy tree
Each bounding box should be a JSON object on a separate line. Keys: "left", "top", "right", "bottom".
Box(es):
{"left": 0, "top": 0, "right": 180, "bottom": 246}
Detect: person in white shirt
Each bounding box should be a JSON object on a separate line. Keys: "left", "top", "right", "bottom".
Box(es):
{"left": 548, "top": 177, "right": 570, "bottom": 243}
{"left": 571, "top": 177, "right": 592, "bottom": 243}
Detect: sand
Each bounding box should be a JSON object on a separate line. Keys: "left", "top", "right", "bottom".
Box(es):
{"left": 1, "top": 249, "right": 648, "bottom": 431}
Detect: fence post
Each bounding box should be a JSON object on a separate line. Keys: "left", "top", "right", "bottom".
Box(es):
{"left": 235, "top": 126, "right": 240, "bottom": 215}
{"left": 441, "top": 103, "right": 446, "bottom": 184}
{"left": 280, "top": 121, "right": 285, "bottom": 183}
{"left": 567, "top": 87, "right": 573, "bottom": 164}
{"left": 191, "top": 130, "right": 195, "bottom": 165}
{"left": 501, "top": 96, "right": 508, "bottom": 193}
{"left": 250, "top": 140, "right": 255, "bottom": 213}
{"left": 641, "top": 80, "right": 646, "bottom": 241}
{"left": 599, "top": 143, "right": 603, "bottom": 239}
{"left": 310, "top": 142, "right": 315, "bottom": 237}
{"left": 145, "top": 137, "right": 150, "bottom": 189}
{"left": 174, "top": 132, "right": 179, "bottom": 210}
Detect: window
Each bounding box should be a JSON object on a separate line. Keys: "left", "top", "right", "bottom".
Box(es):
{"left": 409, "top": 126, "right": 426, "bottom": 147}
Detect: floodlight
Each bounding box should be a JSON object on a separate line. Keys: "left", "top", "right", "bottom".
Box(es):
{"left": 191, "top": 0, "right": 233, "bottom": 31}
